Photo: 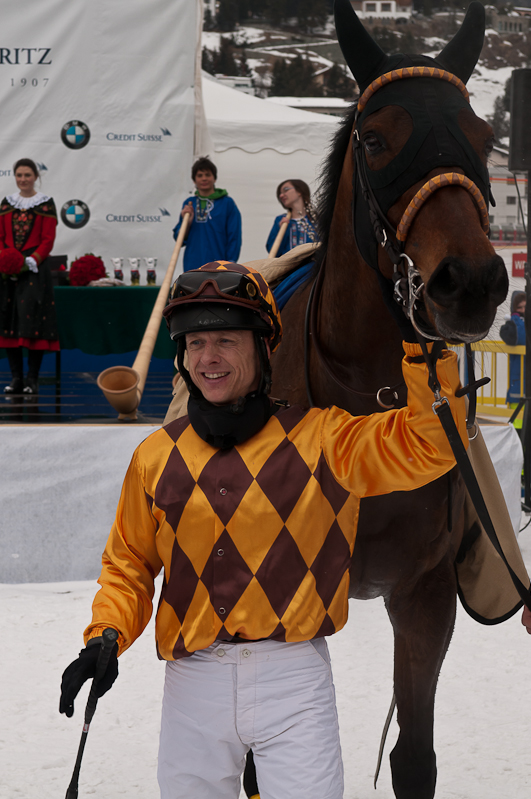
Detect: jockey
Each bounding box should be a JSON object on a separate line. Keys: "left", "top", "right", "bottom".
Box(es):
{"left": 60, "top": 261, "right": 468, "bottom": 799}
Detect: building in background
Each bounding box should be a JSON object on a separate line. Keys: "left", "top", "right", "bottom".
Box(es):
{"left": 491, "top": 7, "right": 531, "bottom": 34}
{"left": 489, "top": 145, "right": 527, "bottom": 244}
{"left": 350, "top": 0, "right": 413, "bottom": 23}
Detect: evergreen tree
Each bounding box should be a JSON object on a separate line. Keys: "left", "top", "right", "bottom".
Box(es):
{"left": 270, "top": 55, "right": 322, "bottom": 97}
{"left": 325, "top": 62, "right": 355, "bottom": 98}
{"left": 269, "top": 0, "right": 287, "bottom": 26}
{"left": 203, "top": 9, "right": 215, "bottom": 31}
{"left": 296, "top": 0, "right": 328, "bottom": 32}
{"left": 217, "top": 0, "right": 239, "bottom": 31}
{"left": 216, "top": 37, "right": 239, "bottom": 75}
{"left": 371, "top": 26, "right": 402, "bottom": 53}
{"left": 270, "top": 58, "right": 290, "bottom": 95}
{"left": 488, "top": 79, "right": 511, "bottom": 142}
{"left": 238, "top": 51, "right": 253, "bottom": 78}
{"left": 202, "top": 47, "right": 216, "bottom": 75}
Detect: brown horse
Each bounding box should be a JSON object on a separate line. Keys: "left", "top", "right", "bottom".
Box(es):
{"left": 267, "top": 2, "right": 509, "bottom": 798}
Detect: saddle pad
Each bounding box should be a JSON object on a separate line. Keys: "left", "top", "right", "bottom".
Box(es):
{"left": 244, "top": 242, "right": 319, "bottom": 287}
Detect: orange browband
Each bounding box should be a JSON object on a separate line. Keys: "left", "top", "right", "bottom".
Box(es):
{"left": 396, "top": 172, "right": 490, "bottom": 242}
{"left": 357, "top": 67, "right": 470, "bottom": 113}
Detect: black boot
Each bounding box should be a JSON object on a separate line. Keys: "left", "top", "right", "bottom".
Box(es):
{"left": 24, "top": 350, "right": 44, "bottom": 395}
{"left": 4, "top": 348, "right": 24, "bottom": 393}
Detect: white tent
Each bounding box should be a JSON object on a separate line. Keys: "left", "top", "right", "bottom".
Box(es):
{"left": 197, "top": 74, "right": 340, "bottom": 263}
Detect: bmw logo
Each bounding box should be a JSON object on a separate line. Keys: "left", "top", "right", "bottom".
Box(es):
{"left": 61, "top": 199, "right": 90, "bottom": 229}
{"left": 61, "top": 120, "right": 90, "bottom": 150}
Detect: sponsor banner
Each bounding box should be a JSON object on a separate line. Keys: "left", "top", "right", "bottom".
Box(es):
{"left": 512, "top": 252, "right": 527, "bottom": 278}
{"left": 0, "top": 0, "right": 200, "bottom": 283}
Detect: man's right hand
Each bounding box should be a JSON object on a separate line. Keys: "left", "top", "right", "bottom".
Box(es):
{"left": 181, "top": 202, "right": 194, "bottom": 220}
{"left": 59, "top": 637, "right": 119, "bottom": 717}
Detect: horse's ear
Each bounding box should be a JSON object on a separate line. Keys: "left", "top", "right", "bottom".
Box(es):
{"left": 436, "top": 1, "right": 485, "bottom": 83}
{"left": 334, "top": 0, "right": 388, "bottom": 91}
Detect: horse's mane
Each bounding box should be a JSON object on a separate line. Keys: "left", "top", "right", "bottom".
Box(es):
{"left": 313, "top": 101, "right": 358, "bottom": 273}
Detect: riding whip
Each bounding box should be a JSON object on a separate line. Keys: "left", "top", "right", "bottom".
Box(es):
{"left": 65, "top": 628, "right": 119, "bottom": 799}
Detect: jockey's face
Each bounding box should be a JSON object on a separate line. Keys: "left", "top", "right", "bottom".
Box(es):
{"left": 185, "top": 329, "right": 260, "bottom": 405}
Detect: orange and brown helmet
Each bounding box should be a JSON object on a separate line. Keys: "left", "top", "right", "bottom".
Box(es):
{"left": 164, "top": 261, "right": 282, "bottom": 352}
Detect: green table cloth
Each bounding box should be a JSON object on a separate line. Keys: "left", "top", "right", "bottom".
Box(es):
{"left": 53, "top": 286, "right": 176, "bottom": 359}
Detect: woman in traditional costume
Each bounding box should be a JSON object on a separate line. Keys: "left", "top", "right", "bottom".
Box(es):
{"left": 265, "top": 179, "right": 318, "bottom": 257}
{"left": 0, "top": 158, "right": 58, "bottom": 395}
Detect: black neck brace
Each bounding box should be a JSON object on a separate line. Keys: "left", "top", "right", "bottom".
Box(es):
{"left": 187, "top": 391, "right": 273, "bottom": 450}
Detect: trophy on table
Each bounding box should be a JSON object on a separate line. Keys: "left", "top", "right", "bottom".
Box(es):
{"left": 111, "top": 258, "right": 123, "bottom": 281}
{"left": 145, "top": 257, "right": 157, "bottom": 285}
{"left": 128, "top": 257, "right": 141, "bottom": 285}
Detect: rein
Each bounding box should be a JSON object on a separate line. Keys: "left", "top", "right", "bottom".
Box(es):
{"left": 354, "top": 70, "right": 531, "bottom": 610}
{"left": 417, "top": 335, "right": 531, "bottom": 611}
{"left": 304, "top": 65, "right": 531, "bottom": 612}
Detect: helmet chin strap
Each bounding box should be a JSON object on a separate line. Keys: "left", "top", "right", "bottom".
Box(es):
{"left": 255, "top": 333, "right": 272, "bottom": 396}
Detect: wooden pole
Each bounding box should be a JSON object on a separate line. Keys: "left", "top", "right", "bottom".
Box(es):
{"left": 267, "top": 210, "right": 292, "bottom": 260}
{"left": 131, "top": 213, "right": 191, "bottom": 395}
{"left": 97, "top": 212, "right": 191, "bottom": 419}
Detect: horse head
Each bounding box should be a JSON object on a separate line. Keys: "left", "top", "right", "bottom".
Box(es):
{"left": 334, "top": 0, "right": 508, "bottom": 343}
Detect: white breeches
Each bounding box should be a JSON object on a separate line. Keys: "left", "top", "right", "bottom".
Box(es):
{"left": 157, "top": 637, "right": 344, "bottom": 799}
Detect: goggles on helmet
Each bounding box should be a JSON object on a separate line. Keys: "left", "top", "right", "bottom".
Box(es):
{"left": 164, "top": 262, "right": 282, "bottom": 352}
{"left": 171, "top": 270, "right": 261, "bottom": 303}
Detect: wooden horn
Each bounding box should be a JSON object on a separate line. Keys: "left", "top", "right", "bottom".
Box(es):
{"left": 97, "top": 213, "right": 191, "bottom": 420}
{"left": 267, "top": 210, "right": 292, "bottom": 259}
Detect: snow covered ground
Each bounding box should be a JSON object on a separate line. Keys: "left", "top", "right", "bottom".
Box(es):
{"left": 3, "top": 521, "right": 531, "bottom": 799}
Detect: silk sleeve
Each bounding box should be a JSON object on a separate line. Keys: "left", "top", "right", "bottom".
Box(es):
{"left": 84, "top": 450, "right": 163, "bottom": 655}
{"left": 321, "top": 343, "right": 467, "bottom": 498}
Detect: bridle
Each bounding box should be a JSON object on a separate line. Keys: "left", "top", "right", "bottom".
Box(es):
{"left": 352, "top": 67, "right": 490, "bottom": 339}
{"left": 305, "top": 67, "right": 491, "bottom": 406}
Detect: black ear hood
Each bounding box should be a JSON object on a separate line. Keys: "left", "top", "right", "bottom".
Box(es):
{"left": 334, "top": 0, "right": 485, "bottom": 92}
{"left": 334, "top": 0, "right": 490, "bottom": 271}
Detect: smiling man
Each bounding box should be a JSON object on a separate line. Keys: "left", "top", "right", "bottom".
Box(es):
{"left": 172, "top": 156, "right": 242, "bottom": 271}
{"left": 60, "top": 261, "right": 470, "bottom": 799}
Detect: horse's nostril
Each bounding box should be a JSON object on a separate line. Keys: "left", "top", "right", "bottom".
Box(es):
{"left": 426, "top": 259, "right": 462, "bottom": 306}
{"left": 426, "top": 255, "right": 508, "bottom": 309}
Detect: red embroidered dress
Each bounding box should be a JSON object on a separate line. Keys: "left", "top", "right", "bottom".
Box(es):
{"left": 0, "top": 192, "right": 59, "bottom": 350}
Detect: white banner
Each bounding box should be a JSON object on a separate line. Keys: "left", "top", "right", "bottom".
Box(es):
{"left": 0, "top": 0, "right": 200, "bottom": 283}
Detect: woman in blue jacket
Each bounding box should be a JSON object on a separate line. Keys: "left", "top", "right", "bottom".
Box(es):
{"left": 266, "top": 179, "right": 318, "bottom": 257}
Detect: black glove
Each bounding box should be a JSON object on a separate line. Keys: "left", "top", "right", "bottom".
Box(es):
{"left": 59, "top": 637, "right": 119, "bottom": 718}
{"left": 376, "top": 270, "right": 418, "bottom": 343}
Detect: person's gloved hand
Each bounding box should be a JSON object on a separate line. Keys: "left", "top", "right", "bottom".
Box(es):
{"left": 25, "top": 257, "right": 38, "bottom": 273}
{"left": 59, "top": 637, "right": 119, "bottom": 718}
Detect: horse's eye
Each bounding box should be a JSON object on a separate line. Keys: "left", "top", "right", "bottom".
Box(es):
{"left": 485, "top": 137, "right": 494, "bottom": 157}
{"left": 363, "top": 134, "right": 383, "bottom": 154}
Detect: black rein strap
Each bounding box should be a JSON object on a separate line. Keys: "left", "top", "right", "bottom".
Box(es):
{"left": 416, "top": 334, "right": 531, "bottom": 610}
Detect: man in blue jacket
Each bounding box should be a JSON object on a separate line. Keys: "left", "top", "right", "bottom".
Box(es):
{"left": 173, "top": 157, "right": 242, "bottom": 271}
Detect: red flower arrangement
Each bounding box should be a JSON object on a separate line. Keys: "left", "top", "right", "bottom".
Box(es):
{"left": 0, "top": 247, "right": 25, "bottom": 278}
{"left": 69, "top": 254, "right": 106, "bottom": 286}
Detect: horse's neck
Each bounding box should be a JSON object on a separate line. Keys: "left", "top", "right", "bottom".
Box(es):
{"left": 319, "top": 145, "right": 404, "bottom": 389}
